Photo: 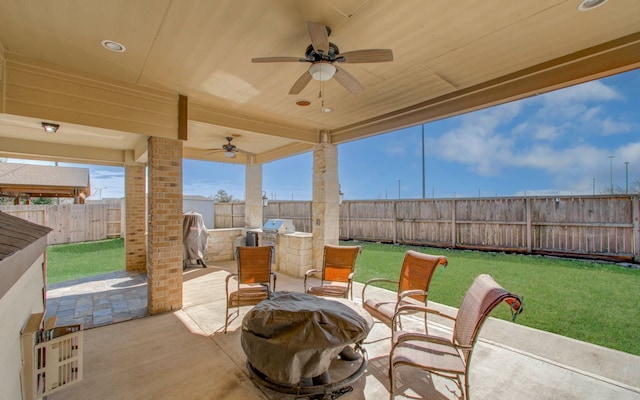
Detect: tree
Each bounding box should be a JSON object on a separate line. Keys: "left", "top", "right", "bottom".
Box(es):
{"left": 31, "top": 197, "right": 55, "bottom": 205}
{"left": 213, "top": 189, "right": 234, "bottom": 203}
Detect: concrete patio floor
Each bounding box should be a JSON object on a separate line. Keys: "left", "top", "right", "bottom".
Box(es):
{"left": 46, "top": 261, "right": 640, "bottom": 400}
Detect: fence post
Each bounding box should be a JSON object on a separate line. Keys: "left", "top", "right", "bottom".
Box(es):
{"left": 526, "top": 197, "right": 532, "bottom": 253}
{"left": 393, "top": 201, "right": 397, "bottom": 244}
{"left": 633, "top": 195, "right": 639, "bottom": 262}
{"left": 451, "top": 198, "right": 457, "bottom": 248}
{"left": 346, "top": 201, "right": 351, "bottom": 239}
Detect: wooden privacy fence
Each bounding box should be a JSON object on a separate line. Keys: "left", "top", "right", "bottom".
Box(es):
{"left": 215, "top": 195, "right": 640, "bottom": 262}
{"left": 0, "top": 203, "right": 122, "bottom": 245}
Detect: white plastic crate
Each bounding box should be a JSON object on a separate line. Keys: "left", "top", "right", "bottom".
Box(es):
{"left": 33, "top": 326, "right": 83, "bottom": 397}
{"left": 21, "top": 315, "right": 83, "bottom": 400}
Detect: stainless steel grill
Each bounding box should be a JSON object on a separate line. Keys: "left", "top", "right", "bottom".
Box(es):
{"left": 261, "top": 219, "right": 296, "bottom": 234}
{"left": 259, "top": 219, "right": 296, "bottom": 264}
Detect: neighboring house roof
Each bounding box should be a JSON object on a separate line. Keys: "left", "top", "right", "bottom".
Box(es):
{"left": 0, "top": 163, "right": 90, "bottom": 198}
{"left": 183, "top": 195, "right": 212, "bottom": 201}
{"left": 0, "top": 211, "right": 52, "bottom": 262}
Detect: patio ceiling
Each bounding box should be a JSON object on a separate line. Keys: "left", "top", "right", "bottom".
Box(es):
{"left": 0, "top": 0, "right": 639, "bottom": 166}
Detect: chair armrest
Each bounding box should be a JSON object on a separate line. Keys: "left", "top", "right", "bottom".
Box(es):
{"left": 391, "top": 303, "right": 457, "bottom": 333}
{"left": 398, "top": 289, "right": 428, "bottom": 301}
{"left": 270, "top": 272, "right": 277, "bottom": 292}
{"left": 393, "top": 331, "right": 453, "bottom": 347}
{"left": 225, "top": 273, "right": 238, "bottom": 297}
{"left": 304, "top": 269, "right": 321, "bottom": 278}
{"left": 395, "top": 303, "right": 457, "bottom": 322}
{"left": 225, "top": 273, "right": 238, "bottom": 284}
{"left": 304, "top": 269, "right": 321, "bottom": 291}
{"left": 361, "top": 278, "right": 399, "bottom": 301}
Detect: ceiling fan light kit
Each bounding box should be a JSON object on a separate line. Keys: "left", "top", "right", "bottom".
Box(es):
{"left": 309, "top": 63, "right": 336, "bottom": 81}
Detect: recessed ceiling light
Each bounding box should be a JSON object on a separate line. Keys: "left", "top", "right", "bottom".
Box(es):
{"left": 321, "top": 108, "right": 333, "bottom": 113}
{"left": 41, "top": 122, "right": 60, "bottom": 133}
{"left": 101, "top": 40, "right": 126, "bottom": 52}
{"left": 296, "top": 99, "right": 311, "bottom": 107}
{"left": 578, "top": 0, "right": 608, "bottom": 11}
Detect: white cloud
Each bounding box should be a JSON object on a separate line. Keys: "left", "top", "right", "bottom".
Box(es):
{"left": 540, "top": 80, "right": 622, "bottom": 106}
{"left": 383, "top": 144, "right": 405, "bottom": 157}
{"left": 617, "top": 142, "right": 640, "bottom": 164}
{"left": 600, "top": 118, "right": 634, "bottom": 135}
{"left": 532, "top": 125, "right": 560, "bottom": 140}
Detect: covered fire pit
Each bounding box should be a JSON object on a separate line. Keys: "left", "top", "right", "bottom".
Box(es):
{"left": 241, "top": 291, "right": 373, "bottom": 397}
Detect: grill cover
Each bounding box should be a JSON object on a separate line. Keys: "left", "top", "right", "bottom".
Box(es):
{"left": 182, "top": 212, "right": 208, "bottom": 263}
{"left": 241, "top": 291, "right": 373, "bottom": 384}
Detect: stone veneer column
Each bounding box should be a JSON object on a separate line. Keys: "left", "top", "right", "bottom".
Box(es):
{"left": 245, "top": 162, "right": 263, "bottom": 228}
{"left": 311, "top": 141, "right": 340, "bottom": 269}
{"left": 147, "top": 136, "right": 183, "bottom": 314}
{"left": 125, "top": 163, "right": 146, "bottom": 272}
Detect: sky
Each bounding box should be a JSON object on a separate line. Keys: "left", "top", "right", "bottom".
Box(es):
{"left": 6, "top": 69, "right": 640, "bottom": 201}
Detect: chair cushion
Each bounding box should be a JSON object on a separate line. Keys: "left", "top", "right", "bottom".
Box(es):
{"left": 307, "top": 284, "right": 348, "bottom": 298}
{"left": 362, "top": 298, "right": 396, "bottom": 326}
{"left": 229, "top": 286, "right": 269, "bottom": 307}
{"left": 392, "top": 337, "right": 465, "bottom": 374}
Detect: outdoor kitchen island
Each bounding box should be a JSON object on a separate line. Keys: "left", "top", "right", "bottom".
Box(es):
{"left": 205, "top": 219, "right": 313, "bottom": 278}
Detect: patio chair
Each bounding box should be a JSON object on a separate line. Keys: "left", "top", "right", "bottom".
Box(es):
{"left": 224, "top": 246, "right": 276, "bottom": 333}
{"left": 304, "top": 244, "right": 362, "bottom": 300}
{"left": 388, "top": 274, "right": 524, "bottom": 400}
{"left": 361, "top": 250, "right": 447, "bottom": 330}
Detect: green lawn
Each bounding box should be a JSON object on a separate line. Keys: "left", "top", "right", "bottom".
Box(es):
{"left": 45, "top": 238, "right": 640, "bottom": 356}
{"left": 351, "top": 241, "right": 640, "bottom": 356}
{"left": 46, "top": 238, "right": 125, "bottom": 284}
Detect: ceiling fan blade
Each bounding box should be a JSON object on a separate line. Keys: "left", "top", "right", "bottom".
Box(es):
{"left": 252, "top": 56, "right": 306, "bottom": 63}
{"left": 307, "top": 21, "right": 329, "bottom": 54}
{"left": 338, "top": 49, "right": 393, "bottom": 63}
{"left": 333, "top": 65, "right": 364, "bottom": 95}
{"left": 289, "top": 71, "right": 313, "bottom": 95}
{"left": 235, "top": 148, "right": 255, "bottom": 156}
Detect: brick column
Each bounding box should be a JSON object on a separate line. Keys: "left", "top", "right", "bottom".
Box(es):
{"left": 125, "top": 163, "right": 146, "bottom": 272}
{"left": 311, "top": 141, "right": 340, "bottom": 269}
{"left": 147, "top": 136, "right": 183, "bottom": 314}
{"left": 245, "top": 162, "right": 263, "bottom": 229}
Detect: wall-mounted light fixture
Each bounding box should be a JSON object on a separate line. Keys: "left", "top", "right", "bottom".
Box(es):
{"left": 41, "top": 122, "right": 60, "bottom": 133}
{"left": 339, "top": 185, "right": 344, "bottom": 205}
{"left": 262, "top": 191, "right": 269, "bottom": 207}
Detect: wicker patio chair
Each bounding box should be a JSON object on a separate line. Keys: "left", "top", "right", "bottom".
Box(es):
{"left": 361, "top": 250, "right": 447, "bottom": 330}
{"left": 224, "top": 246, "right": 275, "bottom": 333}
{"left": 304, "top": 244, "right": 362, "bottom": 299}
{"left": 388, "top": 274, "right": 524, "bottom": 400}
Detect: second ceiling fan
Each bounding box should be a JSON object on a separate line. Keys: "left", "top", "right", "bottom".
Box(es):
{"left": 252, "top": 21, "right": 393, "bottom": 95}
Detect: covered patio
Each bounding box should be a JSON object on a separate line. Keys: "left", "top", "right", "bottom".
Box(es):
{"left": 1, "top": 0, "right": 639, "bottom": 313}
{"left": 1, "top": 1, "right": 640, "bottom": 399}
{"left": 45, "top": 264, "right": 640, "bottom": 399}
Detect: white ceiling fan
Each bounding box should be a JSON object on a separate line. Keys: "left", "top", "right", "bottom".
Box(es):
{"left": 252, "top": 21, "right": 393, "bottom": 95}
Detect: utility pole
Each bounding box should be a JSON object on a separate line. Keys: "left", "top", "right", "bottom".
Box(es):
{"left": 625, "top": 162, "right": 630, "bottom": 193}
{"left": 609, "top": 155, "right": 615, "bottom": 194}
{"left": 398, "top": 180, "right": 401, "bottom": 199}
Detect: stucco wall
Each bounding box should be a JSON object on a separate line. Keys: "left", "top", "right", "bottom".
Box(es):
{"left": 0, "top": 253, "right": 45, "bottom": 400}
